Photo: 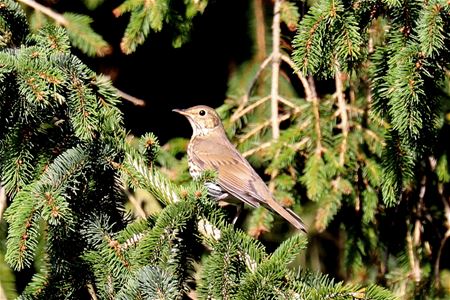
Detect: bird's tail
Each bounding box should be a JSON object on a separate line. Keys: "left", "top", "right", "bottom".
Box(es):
{"left": 266, "top": 198, "right": 307, "bottom": 233}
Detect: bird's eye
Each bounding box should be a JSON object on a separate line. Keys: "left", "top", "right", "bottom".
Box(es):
{"left": 199, "top": 110, "right": 206, "bottom": 116}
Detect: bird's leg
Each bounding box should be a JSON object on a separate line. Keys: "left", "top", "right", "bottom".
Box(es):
{"left": 231, "top": 203, "right": 244, "bottom": 225}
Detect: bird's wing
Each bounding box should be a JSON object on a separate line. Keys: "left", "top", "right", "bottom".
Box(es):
{"left": 191, "top": 135, "right": 270, "bottom": 208}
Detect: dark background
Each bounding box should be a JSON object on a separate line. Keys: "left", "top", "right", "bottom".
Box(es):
{"left": 67, "top": 0, "right": 253, "bottom": 143}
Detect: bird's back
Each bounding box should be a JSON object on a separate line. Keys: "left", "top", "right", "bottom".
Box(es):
{"left": 189, "top": 129, "right": 273, "bottom": 207}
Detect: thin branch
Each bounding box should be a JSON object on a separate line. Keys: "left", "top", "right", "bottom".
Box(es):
{"left": 123, "top": 188, "right": 147, "bottom": 219}
{"left": 243, "top": 136, "right": 310, "bottom": 158}
{"left": 278, "top": 96, "right": 304, "bottom": 112}
{"left": 435, "top": 229, "right": 450, "bottom": 287}
{"left": 406, "top": 220, "right": 421, "bottom": 283}
{"left": 243, "top": 142, "right": 272, "bottom": 157}
{"left": 311, "top": 91, "right": 323, "bottom": 154}
{"left": 434, "top": 182, "right": 450, "bottom": 287}
{"left": 280, "top": 54, "right": 313, "bottom": 101}
{"left": 0, "top": 185, "right": 6, "bottom": 222}
{"left": 332, "top": 104, "right": 364, "bottom": 118}
{"left": 335, "top": 64, "right": 349, "bottom": 166}
{"left": 268, "top": 158, "right": 280, "bottom": 193}
{"left": 86, "top": 283, "right": 98, "bottom": 300}
{"left": 238, "top": 113, "right": 291, "bottom": 144}
{"left": 17, "top": 0, "right": 68, "bottom": 25}
{"left": 0, "top": 284, "right": 7, "bottom": 300}
{"left": 292, "top": 137, "right": 310, "bottom": 151}
{"left": 306, "top": 76, "right": 323, "bottom": 154}
{"left": 116, "top": 89, "right": 146, "bottom": 106}
{"left": 270, "top": 0, "right": 281, "bottom": 140}
{"left": 254, "top": 0, "right": 267, "bottom": 61}
{"left": 230, "top": 95, "right": 270, "bottom": 123}
{"left": 308, "top": 76, "right": 318, "bottom": 99}
{"left": 233, "top": 54, "right": 273, "bottom": 118}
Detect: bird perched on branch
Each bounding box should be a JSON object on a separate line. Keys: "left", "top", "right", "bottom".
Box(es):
{"left": 173, "top": 105, "right": 306, "bottom": 232}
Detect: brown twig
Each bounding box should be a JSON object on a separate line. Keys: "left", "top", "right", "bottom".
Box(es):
{"left": 17, "top": 0, "right": 68, "bottom": 25}
{"left": 86, "top": 283, "right": 98, "bottom": 300}
{"left": 334, "top": 64, "right": 349, "bottom": 166}
{"left": 268, "top": 159, "right": 280, "bottom": 193}
{"left": 406, "top": 220, "right": 421, "bottom": 283}
{"left": 123, "top": 188, "right": 147, "bottom": 219}
{"left": 0, "top": 185, "right": 5, "bottom": 222}
{"left": 116, "top": 89, "right": 146, "bottom": 106}
{"left": 238, "top": 113, "right": 291, "bottom": 143}
{"left": 270, "top": 0, "right": 281, "bottom": 140}
{"left": 254, "top": 0, "right": 267, "bottom": 61}
{"left": 278, "top": 96, "right": 305, "bottom": 113}
{"left": 434, "top": 182, "right": 450, "bottom": 287}
{"left": 242, "top": 142, "right": 272, "bottom": 157}
{"left": 233, "top": 55, "right": 273, "bottom": 118}
{"left": 243, "top": 135, "right": 310, "bottom": 158}
{"left": 310, "top": 90, "right": 323, "bottom": 154}
{"left": 230, "top": 95, "right": 270, "bottom": 123}
{"left": 280, "top": 54, "right": 313, "bottom": 101}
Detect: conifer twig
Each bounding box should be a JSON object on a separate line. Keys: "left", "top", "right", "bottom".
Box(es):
{"left": 335, "top": 64, "right": 349, "bottom": 166}
{"left": 309, "top": 76, "right": 323, "bottom": 154}
{"left": 254, "top": 0, "right": 267, "bottom": 61}
{"left": 278, "top": 96, "right": 302, "bottom": 112}
{"left": 230, "top": 95, "right": 270, "bottom": 123}
{"left": 406, "top": 220, "right": 421, "bottom": 283}
{"left": 270, "top": 0, "right": 281, "bottom": 140}
{"left": 115, "top": 89, "right": 146, "bottom": 106}
{"left": 280, "top": 54, "right": 312, "bottom": 101}
{"left": 0, "top": 284, "right": 6, "bottom": 300}
{"left": 242, "top": 142, "right": 272, "bottom": 157}
{"left": 86, "top": 283, "right": 98, "bottom": 300}
{"left": 434, "top": 182, "right": 450, "bottom": 287}
{"left": 123, "top": 188, "right": 147, "bottom": 218}
{"left": 17, "top": 0, "right": 68, "bottom": 25}
{"left": 242, "top": 136, "right": 309, "bottom": 158}
{"left": 0, "top": 185, "right": 5, "bottom": 222}
{"left": 233, "top": 54, "right": 273, "bottom": 118}
{"left": 238, "top": 113, "right": 292, "bottom": 143}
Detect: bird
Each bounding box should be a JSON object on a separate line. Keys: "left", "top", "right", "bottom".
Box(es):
{"left": 173, "top": 105, "right": 307, "bottom": 232}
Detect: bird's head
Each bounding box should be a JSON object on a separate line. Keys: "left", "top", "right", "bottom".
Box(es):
{"left": 172, "top": 105, "right": 223, "bottom": 136}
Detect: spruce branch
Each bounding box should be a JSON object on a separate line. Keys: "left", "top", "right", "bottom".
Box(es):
{"left": 17, "top": 0, "right": 111, "bottom": 56}
{"left": 417, "top": 0, "right": 446, "bottom": 58}
{"left": 0, "top": 0, "right": 30, "bottom": 46}
{"left": 114, "top": 152, "right": 181, "bottom": 205}
{"left": 4, "top": 189, "right": 41, "bottom": 270}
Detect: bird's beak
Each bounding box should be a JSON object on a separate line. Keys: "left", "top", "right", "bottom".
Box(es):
{"left": 172, "top": 108, "right": 188, "bottom": 116}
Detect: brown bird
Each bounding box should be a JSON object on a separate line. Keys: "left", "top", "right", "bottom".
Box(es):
{"left": 173, "top": 105, "right": 306, "bottom": 232}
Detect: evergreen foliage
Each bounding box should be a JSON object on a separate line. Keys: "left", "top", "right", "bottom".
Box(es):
{"left": 14, "top": 0, "right": 207, "bottom": 56}
{"left": 1, "top": 0, "right": 450, "bottom": 299}
{"left": 162, "top": 0, "right": 450, "bottom": 298}
{"left": 0, "top": 1, "right": 399, "bottom": 299}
